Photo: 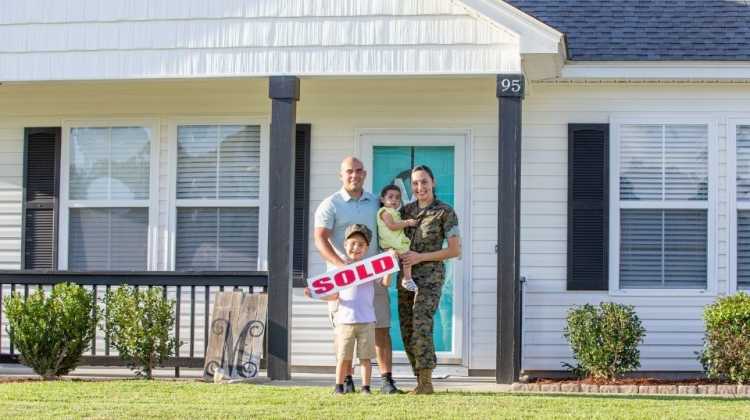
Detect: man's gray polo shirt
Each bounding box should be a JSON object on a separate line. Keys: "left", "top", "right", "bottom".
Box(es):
{"left": 314, "top": 188, "right": 380, "bottom": 268}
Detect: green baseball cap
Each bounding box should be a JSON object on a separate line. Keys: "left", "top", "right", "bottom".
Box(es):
{"left": 344, "top": 224, "right": 372, "bottom": 245}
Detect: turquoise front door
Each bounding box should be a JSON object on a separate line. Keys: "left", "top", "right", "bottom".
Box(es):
{"left": 373, "top": 146, "right": 455, "bottom": 353}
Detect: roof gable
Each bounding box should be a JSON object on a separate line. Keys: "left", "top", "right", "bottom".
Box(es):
{"left": 0, "top": 0, "right": 547, "bottom": 81}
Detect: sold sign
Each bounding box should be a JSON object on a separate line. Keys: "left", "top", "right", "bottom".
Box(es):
{"left": 306, "top": 252, "right": 400, "bottom": 298}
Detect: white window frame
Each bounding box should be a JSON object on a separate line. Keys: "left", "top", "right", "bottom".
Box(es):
{"left": 609, "top": 115, "right": 718, "bottom": 296}
{"left": 728, "top": 117, "right": 750, "bottom": 294}
{"left": 58, "top": 119, "right": 160, "bottom": 271}
{"left": 167, "top": 117, "right": 269, "bottom": 272}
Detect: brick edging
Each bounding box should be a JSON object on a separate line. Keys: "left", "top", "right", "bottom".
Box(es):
{"left": 511, "top": 383, "right": 750, "bottom": 397}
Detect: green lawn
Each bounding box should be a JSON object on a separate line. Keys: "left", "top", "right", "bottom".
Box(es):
{"left": 0, "top": 380, "right": 749, "bottom": 419}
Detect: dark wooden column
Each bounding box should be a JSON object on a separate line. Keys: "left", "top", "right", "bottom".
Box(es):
{"left": 267, "top": 76, "right": 300, "bottom": 380}
{"left": 496, "top": 74, "right": 524, "bottom": 384}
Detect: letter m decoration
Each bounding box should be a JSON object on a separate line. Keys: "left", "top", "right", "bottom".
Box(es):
{"left": 203, "top": 292, "right": 269, "bottom": 381}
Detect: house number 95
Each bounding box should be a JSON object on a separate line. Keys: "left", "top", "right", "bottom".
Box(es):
{"left": 497, "top": 75, "right": 525, "bottom": 98}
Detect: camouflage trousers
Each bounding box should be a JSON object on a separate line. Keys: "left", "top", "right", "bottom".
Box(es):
{"left": 397, "top": 275, "right": 443, "bottom": 372}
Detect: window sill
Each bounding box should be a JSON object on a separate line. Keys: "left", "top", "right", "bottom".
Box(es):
{"left": 609, "top": 287, "right": 717, "bottom": 298}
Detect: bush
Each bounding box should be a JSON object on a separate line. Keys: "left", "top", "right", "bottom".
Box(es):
{"left": 700, "top": 292, "right": 750, "bottom": 384}
{"left": 3, "top": 283, "right": 97, "bottom": 379}
{"left": 104, "top": 286, "right": 178, "bottom": 379}
{"left": 563, "top": 302, "right": 646, "bottom": 381}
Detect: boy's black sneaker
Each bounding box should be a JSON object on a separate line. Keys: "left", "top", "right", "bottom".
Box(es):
{"left": 333, "top": 384, "right": 345, "bottom": 396}
{"left": 380, "top": 374, "right": 401, "bottom": 394}
{"left": 344, "top": 375, "right": 356, "bottom": 394}
{"left": 361, "top": 385, "right": 372, "bottom": 395}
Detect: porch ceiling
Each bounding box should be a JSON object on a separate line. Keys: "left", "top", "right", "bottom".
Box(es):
{"left": 0, "top": 0, "right": 565, "bottom": 82}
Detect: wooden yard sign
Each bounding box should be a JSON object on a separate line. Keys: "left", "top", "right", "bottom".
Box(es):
{"left": 306, "top": 251, "right": 400, "bottom": 299}
{"left": 203, "top": 291, "right": 268, "bottom": 381}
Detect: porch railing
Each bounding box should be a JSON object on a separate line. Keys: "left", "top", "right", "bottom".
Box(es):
{"left": 0, "top": 271, "right": 268, "bottom": 377}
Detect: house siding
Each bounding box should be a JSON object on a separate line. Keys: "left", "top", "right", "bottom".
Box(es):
{"left": 0, "top": 78, "right": 745, "bottom": 372}
{"left": 0, "top": 0, "right": 520, "bottom": 81}
{"left": 521, "top": 82, "right": 743, "bottom": 372}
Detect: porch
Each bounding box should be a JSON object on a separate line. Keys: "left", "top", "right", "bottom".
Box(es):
{"left": 0, "top": 76, "right": 524, "bottom": 383}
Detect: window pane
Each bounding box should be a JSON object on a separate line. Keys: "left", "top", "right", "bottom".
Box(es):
{"left": 177, "top": 126, "right": 218, "bottom": 199}
{"left": 70, "top": 128, "right": 109, "bottom": 200}
{"left": 738, "top": 211, "right": 750, "bottom": 290}
{"left": 620, "top": 125, "right": 662, "bottom": 200}
{"left": 69, "top": 127, "right": 150, "bottom": 200}
{"left": 737, "top": 126, "right": 750, "bottom": 201}
{"left": 176, "top": 207, "right": 259, "bottom": 271}
{"left": 665, "top": 125, "right": 708, "bottom": 200}
{"left": 619, "top": 124, "right": 708, "bottom": 201}
{"left": 68, "top": 208, "right": 148, "bottom": 270}
{"left": 111, "top": 127, "right": 151, "bottom": 199}
{"left": 219, "top": 125, "right": 261, "bottom": 199}
{"left": 177, "top": 125, "right": 260, "bottom": 200}
{"left": 620, "top": 209, "right": 707, "bottom": 289}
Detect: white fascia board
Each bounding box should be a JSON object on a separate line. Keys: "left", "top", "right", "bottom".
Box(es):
{"left": 457, "top": 0, "right": 564, "bottom": 55}
{"left": 560, "top": 61, "right": 750, "bottom": 81}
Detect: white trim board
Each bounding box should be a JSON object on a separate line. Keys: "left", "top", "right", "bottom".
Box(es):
{"left": 560, "top": 62, "right": 750, "bottom": 81}
{"left": 457, "top": 0, "right": 563, "bottom": 54}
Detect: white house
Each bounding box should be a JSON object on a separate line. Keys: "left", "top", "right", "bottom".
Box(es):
{"left": 0, "top": 0, "right": 748, "bottom": 382}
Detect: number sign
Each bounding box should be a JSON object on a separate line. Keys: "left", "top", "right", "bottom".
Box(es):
{"left": 497, "top": 74, "right": 525, "bottom": 98}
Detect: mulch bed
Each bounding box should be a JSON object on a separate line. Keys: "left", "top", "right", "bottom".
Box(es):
{"left": 533, "top": 377, "right": 723, "bottom": 386}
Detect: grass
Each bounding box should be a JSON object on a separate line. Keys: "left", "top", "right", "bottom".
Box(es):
{"left": 0, "top": 380, "right": 749, "bottom": 419}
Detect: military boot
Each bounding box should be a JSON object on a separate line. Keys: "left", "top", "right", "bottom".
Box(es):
{"left": 409, "top": 369, "right": 434, "bottom": 395}
{"left": 418, "top": 369, "right": 434, "bottom": 394}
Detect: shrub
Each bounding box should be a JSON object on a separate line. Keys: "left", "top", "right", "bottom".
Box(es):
{"left": 700, "top": 292, "right": 750, "bottom": 384}
{"left": 563, "top": 302, "right": 646, "bottom": 381}
{"left": 3, "top": 283, "right": 97, "bottom": 379}
{"left": 104, "top": 286, "right": 178, "bottom": 379}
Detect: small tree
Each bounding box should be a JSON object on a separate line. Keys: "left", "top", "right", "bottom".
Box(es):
{"left": 3, "top": 283, "right": 97, "bottom": 379}
{"left": 564, "top": 302, "right": 646, "bottom": 381}
{"left": 700, "top": 292, "right": 750, "bottom": 384}
{"left": 104, "top": 286, "right": 178, "bottom": 379}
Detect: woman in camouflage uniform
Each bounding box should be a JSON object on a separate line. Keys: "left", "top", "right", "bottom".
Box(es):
{"left": 399, "top": 165, "right": 461, "bottom": 395}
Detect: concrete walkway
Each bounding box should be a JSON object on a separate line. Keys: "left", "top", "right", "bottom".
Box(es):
{"left": 0, "top": 364, "right": 511, "bottom": 392}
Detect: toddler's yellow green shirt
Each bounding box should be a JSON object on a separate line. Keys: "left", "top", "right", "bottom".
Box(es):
{"left": 377, "top": 207, "right": 411, "bottom": 253}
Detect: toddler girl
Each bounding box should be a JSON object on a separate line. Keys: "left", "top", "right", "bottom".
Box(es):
{"left": 377, "top": 185, "right": 418, "bottom": 292}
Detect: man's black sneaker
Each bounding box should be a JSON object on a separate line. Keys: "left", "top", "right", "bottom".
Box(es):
{"left": 344, "top": 375, "right": 356, "bottom": 394}
{"left": 380, "top": 376, "right": 401, "bottom": 394}
{"left": 361, "top": 385, "right": 372, "bottom": 395}
{"left": 333, "top": 384, "right": 345, "bottom": 396}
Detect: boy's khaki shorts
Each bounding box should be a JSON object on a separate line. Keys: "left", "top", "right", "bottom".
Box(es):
{"left": 335, "top": 323, "right": 376, "bottom": 361}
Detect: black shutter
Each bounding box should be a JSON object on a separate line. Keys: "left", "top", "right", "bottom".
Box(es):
{"left": 567, "top": 124, "right": 609, "bottom": 290}
{"left": 292, "top": 124, "right": 311, "bottom": 287}
{"left": 22, "top": 128, "right": 61, "bottom": 270}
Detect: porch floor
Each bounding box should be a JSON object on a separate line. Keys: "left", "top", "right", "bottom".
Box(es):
{"left": 0, "top": 364, "right": 510, "bottom": 392}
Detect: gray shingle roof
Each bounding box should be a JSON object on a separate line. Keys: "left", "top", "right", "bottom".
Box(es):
{"left": 504, "top": 0, "right": 750, "bottom": 61}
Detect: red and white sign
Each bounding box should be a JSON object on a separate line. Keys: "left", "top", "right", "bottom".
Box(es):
{"left": 306, "top": 252, "right": 400, "bottom": 298}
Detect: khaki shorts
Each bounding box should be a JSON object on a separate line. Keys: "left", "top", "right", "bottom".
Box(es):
{"left": 335, "top": 323, "right": 376, "bottom": 361}
{"left": 374, "top": 284, "right": 391, "bottom": 329}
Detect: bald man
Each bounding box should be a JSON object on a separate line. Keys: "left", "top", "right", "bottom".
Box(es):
{"left": 313, "top": 157, "right": 400, "bottom": 394}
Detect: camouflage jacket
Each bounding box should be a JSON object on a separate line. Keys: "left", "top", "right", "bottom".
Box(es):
{"left": 401, "top": 199, "right": 460, "bottom": 281}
